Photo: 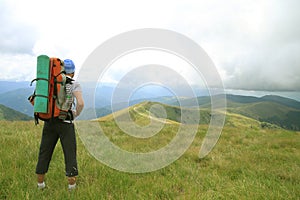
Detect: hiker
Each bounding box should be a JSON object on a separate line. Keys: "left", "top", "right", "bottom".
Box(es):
{"left": 35, "top": 59, "right": 84, "bottom": 190}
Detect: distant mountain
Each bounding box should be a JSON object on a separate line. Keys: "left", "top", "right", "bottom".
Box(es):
{"left": 0, "top": 81, "right": 31, "bottom": 94}
{"left": 224, "top": 95, "right": 300, "bottom": 130}
{"left": 178, "top": 94, "right": 300, "bottom": 108}
{"left": 177, "top": 94, "right": 300, "bottom": 130}
{"left": 225, "top": 94, "right": 300, "bottom": 109}
{"left": 0, "top": 88, "right": 34, "bottom": 117}
{"left": 261, "top": 95, "right": 300, "bottom": 110}
{"left": 228, "top": 101, "right": 300, "bottom": 130}
{"left": 0, "top": 104, "right": 32, "bottom": 121}
{"left": 1, "top": 81, "right": 299, "bottom": 130}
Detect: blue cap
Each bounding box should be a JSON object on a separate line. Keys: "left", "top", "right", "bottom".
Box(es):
{"left": 64, "top": 59, "right": 75, "bottom": 74}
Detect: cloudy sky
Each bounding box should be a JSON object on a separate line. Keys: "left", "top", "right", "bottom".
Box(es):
{"left": 1, "top": 0, "right": 299, "bottom": 91}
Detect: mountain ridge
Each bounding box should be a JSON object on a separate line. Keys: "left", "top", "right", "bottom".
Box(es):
{"left": 0, "top": 104, "right": 32, "bottom": 121}
{"left": 95, "top": 95, "right": 300, "bottom": 130}
{"left": 0, "top": 79, "right": 299, "bottom": 130}
{"left": 96, "top": 101, "right": 212, "bottom": 125}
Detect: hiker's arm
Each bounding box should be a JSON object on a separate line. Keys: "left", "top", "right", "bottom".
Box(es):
{"left": 73, "top": 91, "right": 84, "bottom": 118}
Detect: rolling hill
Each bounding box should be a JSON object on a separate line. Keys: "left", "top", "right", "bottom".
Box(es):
{"left": 228, "top": 101, "right": 300, "bottom": 130}
{"left": 97, "top": 101, "right": 212, "bottom": 125}
{"left": 224, "top": 95, "right": 300, "bottom": 130}
{"left": 96, "top": 94, "right": 300, "bottom": 131}
{"left": 0, "top": 88, "right": 34, "bottom": 117}
{"left": 261, "top": 95, "right": 300, "bottom": 109}
{"left": 0, "top": 80, "right": 299, "bottom": 131}
{"left": 175, "top": 94, "right": 300, "bottom": 130}
{"left": 0, "top": 104, "right": 32, "bottom": 121}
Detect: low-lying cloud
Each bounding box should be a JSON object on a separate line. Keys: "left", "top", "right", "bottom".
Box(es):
{"left": 211, "top": 0, "right": 300, "bottom": 91}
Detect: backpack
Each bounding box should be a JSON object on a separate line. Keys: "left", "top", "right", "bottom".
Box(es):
{"left": 28, "top": 55, "right": 74, "bottom": 124}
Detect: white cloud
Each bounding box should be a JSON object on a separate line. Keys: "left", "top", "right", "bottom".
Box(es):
{"left": 0, "top": 1, "right": 37, "bottom": 54}
{"left": 100, "top": 50, "right": 205, "bottom": 87}
{"left": 167, "top": 0, "right": 300, "bottom": 91}
{"left": 1, "top": 0, "right": 299, "bottom": 92}
{"left": 0, "top": 53, "right": 36, "bottom": 81}
{"left": 219, "top": 0, "right": 300, "bottom": 91}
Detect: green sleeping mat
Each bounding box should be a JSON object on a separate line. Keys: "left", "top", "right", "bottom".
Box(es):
{"left": 34, "top": 55, "right": 50, "bottom": 113}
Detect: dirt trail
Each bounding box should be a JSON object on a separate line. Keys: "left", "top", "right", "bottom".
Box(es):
{"left": 133, "top": 104, "right": 177, "bottom": 124}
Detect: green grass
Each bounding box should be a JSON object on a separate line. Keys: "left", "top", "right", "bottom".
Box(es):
{"left": 0, "top": 117, "right": 299, "bottom": 199}
{"left": 98, "top": 101, "right": 211, "bottom": 125}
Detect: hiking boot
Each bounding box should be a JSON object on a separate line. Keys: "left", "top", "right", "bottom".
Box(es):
{"left": 37, "top": 182, "right": 46, "bottom": 190}
{"left": 68, "top": 176, "right": 76, "bottom": 191}
{"left": 37, "top": 174, "right": 46, "bottom": 189}
{"left": 68, "top": 183, "right": 76, "bottom": 191}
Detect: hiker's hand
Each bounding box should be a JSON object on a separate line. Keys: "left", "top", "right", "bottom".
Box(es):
{"left": 28, "top": 95, "right": 34, "bottom": 105}
{"left": 72, "top": 110, "right": 77, "bottom": 118}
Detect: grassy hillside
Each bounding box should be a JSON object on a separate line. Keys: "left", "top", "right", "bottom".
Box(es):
{"left": 228, "top": 101, "right": 300, "bottom": 130}
{"left": 97, "top": 101, "right": 212, "bottom": 125}
{"left": 97, "top": 98, "right": 300, "bottom": 131}
{"left": 0, "top": 104, "right": 32, "bottom": 121}
{"left": 176, "top": 95, "right": 300, "bottom": 130}
{"left": 261, "top": 95, "right": 300, "bottom": 109}
{"left": 0, "top": 88, "right": 34, "bottom": 117}
{"left": 0, "top": 115, "right": 299, "bottom": 199}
